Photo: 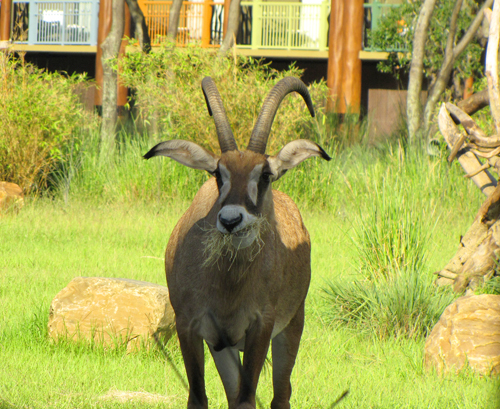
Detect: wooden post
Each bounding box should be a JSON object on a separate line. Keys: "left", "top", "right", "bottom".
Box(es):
{"left": 201, "top": 0, "right": 212, "bottom": 47}
{"left": 0, "top": 0, "right": 12, "bottom": 46}
{"left": 326, "top": 0, "right": 363, "bottom": 114}
{"left": 223, "top": 0, "right": 231, "bottom": 37}
{"left": 342, "top": 0, "right": 363, "bottom": 114}
{"left": 95, "top": 0, "right": 113, "bottom": 107}
{"left": 326, "top": 0, "right": 345, "bottom": 112}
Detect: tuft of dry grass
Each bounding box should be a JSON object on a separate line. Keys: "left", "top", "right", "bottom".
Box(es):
{"left": 201, "top": 216, "right": 270, "bottom": 271}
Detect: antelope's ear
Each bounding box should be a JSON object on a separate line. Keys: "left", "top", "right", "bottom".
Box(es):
{"left": 267, "top": 139, "right": 331, "bottom": 180}
{"left": 144, "top": 140, "right": 219, "bottom": 173}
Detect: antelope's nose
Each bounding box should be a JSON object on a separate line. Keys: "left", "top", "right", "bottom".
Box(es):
{"left": 219, "top": 213, "right": 243, "bottom": 233}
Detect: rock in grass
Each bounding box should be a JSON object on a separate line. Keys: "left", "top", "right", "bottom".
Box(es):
{"left": 424, "top": 294, "right": 500, "bottom": 375}
{"left": 0, "top": 182, "right": 24, "bottom": 214}
{"left": 48, "top": 277, "right": 175, "bottom": 351}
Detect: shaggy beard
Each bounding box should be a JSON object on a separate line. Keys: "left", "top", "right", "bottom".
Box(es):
{"left": 201, "top": 216, "right": 270, "bottom": 271}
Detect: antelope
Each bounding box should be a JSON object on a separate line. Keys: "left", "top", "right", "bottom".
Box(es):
{"left": 144, "top": 77, "right": 331, "bottom": 409}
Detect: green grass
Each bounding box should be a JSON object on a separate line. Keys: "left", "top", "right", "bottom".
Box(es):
{"left": 0, "top": 132, "right": 497, "bottom": 408}
{"left": 1, "top": 141, "right": 499, "bottom": 408}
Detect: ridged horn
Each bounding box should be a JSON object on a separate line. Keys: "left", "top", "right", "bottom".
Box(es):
{"left": 201, "top": 77, "right": 238, "bottom": 153}
{"left": 247, "top": 77, "right": 315, "bottom": 154}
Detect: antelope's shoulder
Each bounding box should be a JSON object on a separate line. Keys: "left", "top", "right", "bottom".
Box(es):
{"left": 272, "top": 189, "right": 310, "bottom": 249}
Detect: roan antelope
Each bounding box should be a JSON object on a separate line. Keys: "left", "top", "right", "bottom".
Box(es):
{"left": 144, "top": 77, "right": 331, "bottom": 409}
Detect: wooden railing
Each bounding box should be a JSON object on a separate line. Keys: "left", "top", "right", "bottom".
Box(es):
{"left": 8, "top": 0, "right": 406, "bottom": 53}
{"left": 11, "top": 0, "right": 99, "bottom": 45}
{"left": 137, "top": 0, "right": 407, "bottom": 52}
{"left": 137, "top": 0, "right": 224, "bottom": 47}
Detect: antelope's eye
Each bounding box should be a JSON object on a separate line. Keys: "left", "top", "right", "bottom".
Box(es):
{"left": 261, "top": 172, "right": 273, "bottom": 183}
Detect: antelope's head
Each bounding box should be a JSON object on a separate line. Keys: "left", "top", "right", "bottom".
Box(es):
{"left": 144, "top": 77, "right": 331, "bottom": 249}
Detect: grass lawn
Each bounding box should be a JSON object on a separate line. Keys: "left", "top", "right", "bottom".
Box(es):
{"left": 1, "top": 196, "right": 498, "bottom": 408}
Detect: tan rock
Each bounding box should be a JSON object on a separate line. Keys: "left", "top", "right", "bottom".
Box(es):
{"left": 0, "top": 182, "right": 24, "bottom": 214}
{"left": 48, "top": 277, "right": 175, "bottom": 351}
{"left": 424, "top": 294, "right": 500, "bottom": 375}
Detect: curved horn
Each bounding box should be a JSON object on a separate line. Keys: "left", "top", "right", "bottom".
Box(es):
{"left": 201, "top": 77, "right": 238, "bottom": 153}
{"left": 247, "top": 77, "right": 315, "bottom": 154}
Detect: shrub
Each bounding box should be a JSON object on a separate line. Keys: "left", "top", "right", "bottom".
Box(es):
{"left": 118, "top": 43, "right": 330, "bottom": 154}
{"left": 0, "top": 53, "right": 96, "bottom": 194}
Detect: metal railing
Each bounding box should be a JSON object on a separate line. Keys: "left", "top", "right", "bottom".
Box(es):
{"left": 11, "top": 0, "right": 99, "bottom": 45}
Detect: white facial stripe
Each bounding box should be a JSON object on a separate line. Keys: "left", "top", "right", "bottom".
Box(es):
{"left": 218, "top": 164, "right": 231, "bottom": 203}
{"left": 247, "top": 164, "right": 264, "bottom": 206}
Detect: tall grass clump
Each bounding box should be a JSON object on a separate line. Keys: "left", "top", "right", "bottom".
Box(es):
{"left": 352, "top": 176, "right": 435, "bottom": 280}
{"left": 322, "top": 145, "right": 458, "bottom": 339}
{"left": 0, "top": 52, "right": 97, "bottom": 194}
{"left": 323, "top": 271, "right": 456, "bottom": 339}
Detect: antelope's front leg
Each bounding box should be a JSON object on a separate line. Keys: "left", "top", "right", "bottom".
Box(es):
{"left": 270, "top": 301, "right": 305, "bottom": 409}
{"left": 177, "top": 318, "right": 208, "bottom": 409}
{"left": 237, "top": 314, "right": 275, "bottom": 409}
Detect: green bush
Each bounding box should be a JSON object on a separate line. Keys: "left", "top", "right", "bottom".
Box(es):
{"left": 0, "top": 53, "right": 97, "bottom": 194}
{"left": 119, "top": 43, "right": 330, "bottom": 154}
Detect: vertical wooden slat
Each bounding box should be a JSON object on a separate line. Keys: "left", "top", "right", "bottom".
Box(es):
{"left": 0, "top": 0, "right": 12, "bottom": 44}
{"left": 0, "top": 0, "right": 11, "bottom": 43}
{"left": 223, "top": 0, "right": 230, "bottom": 36}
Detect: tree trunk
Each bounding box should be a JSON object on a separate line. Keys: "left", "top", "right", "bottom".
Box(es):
{"left": 124, "top": 0, "right": 151, "bottom": 52}
{"left": 167, "top": 0, "right": 183, "bottom": 40}
{"left": 100, "top": 0, "right": 125, "bottom": 158}
{"left": 218, "top": 0, "right": 241, "bottom": 55}
{"left": 407, "top": 0, "right": 437, "bottom": 144}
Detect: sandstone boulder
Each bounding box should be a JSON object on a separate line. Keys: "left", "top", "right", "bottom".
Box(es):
{"left": 424, "top": 294, "right": 500, "bottom": 375}
{"left": 48, "top": 277, "right": 175, "bottom": 351}
{"left": 0, "top": 182, "right": 24, "bottom": 214}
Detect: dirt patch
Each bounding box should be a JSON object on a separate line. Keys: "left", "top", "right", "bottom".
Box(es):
{"left": 99, "top": 389, "right": 173, "bottom": 404}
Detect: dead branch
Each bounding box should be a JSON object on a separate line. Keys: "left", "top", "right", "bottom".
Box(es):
{"left": 438, "top": 103, "right": 497, "bottom": 196}
{"left": 457, "top": 89, "right": 490, "bottom": 115}
{"left": 465, "top": 162, "right": 491, "bottom": 178}
{"left": 448, "top": 133, "right": 467, "bottom": 163}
